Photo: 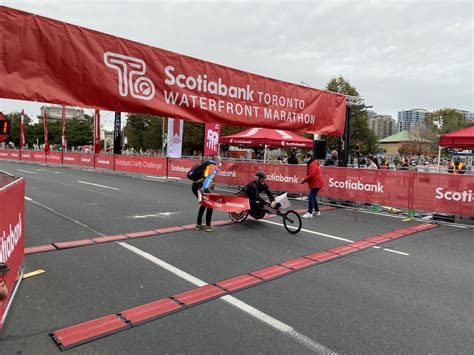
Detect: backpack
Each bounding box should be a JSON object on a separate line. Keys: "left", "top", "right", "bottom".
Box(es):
{"left": 187, "top": 161, "right": 211, "bottom": 181}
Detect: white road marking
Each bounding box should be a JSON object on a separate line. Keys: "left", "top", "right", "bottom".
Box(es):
{"left": 260, "top": 219, "right": 409, "bottom": 256}
{"left": 145, "top": 175, "right": 180, "bottom": 180}
{"left": 24, "top": 196, "right": 32, "bottom": 201}
{"left": 131, "top": 212, "right": 181, "bottom": 219}
{"left": 17, "top": 169, "right": 37, "bottom": 174}
{"left": 51, "top": 171, "right": 61, "bottom": 174}
{"left": 119, "top": 242, "right": 336, "bottom": 354}
{"left": 77, "top": 180, "right": 120, "bottom": 190}
{"left": 382, "top": 248, "right": 410, "bottom": 256}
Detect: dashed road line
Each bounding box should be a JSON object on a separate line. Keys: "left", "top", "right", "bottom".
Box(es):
{"left": 77, "top": 180, "right": 120, "bottom": 190}
{"left": 17, "top": 169, "right": 37, "bottom": 174}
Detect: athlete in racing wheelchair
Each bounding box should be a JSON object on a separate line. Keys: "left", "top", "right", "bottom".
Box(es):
{"left": 238, "top": 171, "right": 278, "bottom": 219}
{"left": 229, "top": 171, "right": 302, "bottom": 234}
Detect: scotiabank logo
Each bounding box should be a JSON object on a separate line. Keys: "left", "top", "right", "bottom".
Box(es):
{"left": 104, "top": 52, "right": 155, "bottom": 100}
{"left": 435, "top": 187, "right": 473, "bottom": 202}
{"left": 0, "top": 213, "right": 22, "bottom": 264}
{"left": 329, "top": 178, "right": 384, "bottom": 192}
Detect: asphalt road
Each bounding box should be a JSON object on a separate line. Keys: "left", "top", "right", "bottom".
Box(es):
{"left": 0, "top": 159, "right": 472, "bottom": 354}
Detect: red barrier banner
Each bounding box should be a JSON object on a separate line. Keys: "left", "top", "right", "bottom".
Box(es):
{"left": 167, "top": 158, "right": 199, "bottom": 179}
{"left": 10, "top": 151, "right": 19, "bottom": 160}
{"left": 0, "top": 177, "right": 25, "bottom": 331}
{"left": 2, "top": 150, "right": 473, "bottom": 216}
{"left": 95, "top": 154, "right": 114, "bottom": 170}
{"left": 62, "top": 153, "right": 80, "bottom": 166}
{"left": 0, "top": 149, "right": 19, "bottom": 160}
{"left": 47, "top": 152, "right": 62, "bottom": 165}
{"left": 32, "top": 152, "right": 46, "bottom": 163}
{"left": 20, "top": 151, "right": 33, "bottom": 161}
{"left": 412, "top": 172, "right": 474, "bottom": 217}
{"left": 79, "top": 154, "right": 94, "bottom": 168}
{"left": 114, "top": 155, "right": 166, "bottom": 175}
{"left": 200, "top": 193, "right": 250, "bottom": 212}
{"left": 0, "top": 6, "right": 346, "bottom": 134}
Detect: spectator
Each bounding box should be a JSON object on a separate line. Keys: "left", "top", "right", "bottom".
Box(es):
{"left": 366, "top": 156, "right": 378, "bottom": 169}
{"left": 287, "top": 151, "right": 299, "bottom": 164}
{"left": 301, "top": 152, "right": 324, "bottom": 218}
{"left": 448, "top": 158, "right": 466, "bottom": 174}
{"left": 324, "top": 150, "right": 338, "bottom": 166}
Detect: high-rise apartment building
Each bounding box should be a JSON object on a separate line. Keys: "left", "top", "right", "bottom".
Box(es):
{"left": 458, "top": 110, "right": 474, "bottom": 122}
{"left": 397, "top": 108, "right": 428, "bottom": 131}
{"left": 369, "top": 114, "right": 397, "bottom": 140}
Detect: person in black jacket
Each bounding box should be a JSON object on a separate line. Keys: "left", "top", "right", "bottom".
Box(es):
{"left": 241, "top": 171, "right": 277, "bottom": 211}
{"left": 324, "top": 150, "right": 338, "bottom": 166}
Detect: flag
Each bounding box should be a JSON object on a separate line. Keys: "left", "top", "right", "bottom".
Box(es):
{"left": 204, "top": 123, "right": 221, "bottom": 156}
{"left": 43, "top": 110, "right": 50, "bottom": 153}
{"left": 19, "top": 109, "right": 25, "bottom": 149}
{"left": 167, "top": 118, "right": 183, "bottom": 158}
{"left": 61, "top": 105, "right": 67, "bottom": 150}
{"left": 94, "top": 109, "right": 100, "bottom": 154}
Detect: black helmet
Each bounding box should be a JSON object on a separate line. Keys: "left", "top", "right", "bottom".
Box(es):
{"left": 255, "top": 171, "right": 267, "bottom": 179}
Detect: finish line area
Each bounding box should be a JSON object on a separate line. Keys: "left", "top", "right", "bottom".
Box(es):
{"left": 0, "top": 160, "right": 472, "bottom": 354}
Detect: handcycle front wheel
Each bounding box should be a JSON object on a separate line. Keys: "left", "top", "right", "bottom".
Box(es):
{"left": 282, "top": 210, "right": 302, "bottom": 234}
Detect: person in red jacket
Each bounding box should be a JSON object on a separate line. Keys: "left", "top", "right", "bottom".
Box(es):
{"left": 301, "top": 152, "right": 325, "bottom": 218}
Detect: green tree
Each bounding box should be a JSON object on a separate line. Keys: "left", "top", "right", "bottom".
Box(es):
{"left": 64, "top": 118, "right": 93, "bottom": 147}
{"left": 124, "top": 114, "right": 165, "bottom": 152}
{"left": 124, "top": 114, "right": 148, "bottom": 150}
{"left": 324, "top": 76, "right": 378, "bottom": 157}
{"left": 143, "top": 117, "right": 164, "bottom": 150}
{"left": 423, "top": 108, "right": 471, "bottom": 135}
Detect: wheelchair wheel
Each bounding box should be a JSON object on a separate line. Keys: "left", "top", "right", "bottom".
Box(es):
{"left": 249, "top": 208, "right": 266, "bottom": 219}
{"left": 229, "top": 210, "right": 249, "bottom": 223}
{"left": 283, "top": 210, "right": 302, "bottom": 234}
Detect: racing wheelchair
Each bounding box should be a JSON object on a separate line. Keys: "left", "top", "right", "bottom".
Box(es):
{"left": 229, "top": 191, "right": 302, "bottom": 234}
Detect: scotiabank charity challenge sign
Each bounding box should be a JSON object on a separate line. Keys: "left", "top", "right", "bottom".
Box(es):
{"left": 0, "top": 6, "right": 346, "bottom": 135}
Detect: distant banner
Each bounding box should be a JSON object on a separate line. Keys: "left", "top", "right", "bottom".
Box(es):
{"left": 19, "top": 110, "right": 25, "bottom": 150}
{"left": 43, "top": 110, "right": 50, "bottom": 153}
{"left": 113, "top": 112, "right": 122, "bottom": 155}
{"left": 200, "top": 193, "right": 250, "bottom": 212}
{"left": 204, "top": 123, "right": 221, "bottom": 157}
{"left": 167, "top": 118, "right": 183, "bottom": 158}
{"left": 61, "top": 106, "right": 67, "bottom": 150}
{"left": 0, "top": 6, "right": 346, "bottom": 134}
{"left": 0, "top": 177, "right": 25, "bottom": 331}
{"left": 94, "top": 109, "right": 100, "bottom": 154}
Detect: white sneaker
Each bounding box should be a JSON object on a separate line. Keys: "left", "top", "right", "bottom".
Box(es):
{"left": 302, "top": 212, "right": 313, "bottom": 218}
{"left": 314, "top": 211, "right": 321, "bottom": 216}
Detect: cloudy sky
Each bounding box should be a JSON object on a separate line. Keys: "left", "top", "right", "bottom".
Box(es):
{"left": 1, "top": 0, "right": 472, "bottom": 129}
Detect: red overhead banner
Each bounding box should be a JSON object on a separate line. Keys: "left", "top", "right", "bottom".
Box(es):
{"left": 0, "top": 6, "right": 346, "bottom": 135}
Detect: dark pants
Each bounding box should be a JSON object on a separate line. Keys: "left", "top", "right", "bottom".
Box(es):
{"left": 192, "top": 183, "right": 213, "bottom": 226}
{"left": 307, "top": 188, "right": 321, "bottom": 213}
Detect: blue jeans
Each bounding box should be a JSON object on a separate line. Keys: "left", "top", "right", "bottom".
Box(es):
{"left": 307, "top": 188, "right": 320, "bottom": 213}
